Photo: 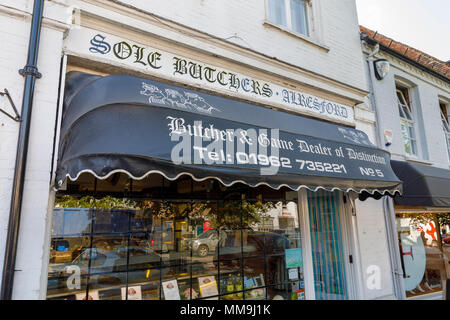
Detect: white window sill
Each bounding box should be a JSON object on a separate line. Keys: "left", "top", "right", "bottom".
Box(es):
{"left": 263, "top": 20, "right": 329, "bottom": 52}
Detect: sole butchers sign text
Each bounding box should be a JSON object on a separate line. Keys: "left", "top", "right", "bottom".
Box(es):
{"left": 64, "top": 28, "right": 354, "bottom": 125}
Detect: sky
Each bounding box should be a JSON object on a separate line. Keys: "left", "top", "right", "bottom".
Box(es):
{"left": 355, "top": 0, "right": 450, "bottom": 62}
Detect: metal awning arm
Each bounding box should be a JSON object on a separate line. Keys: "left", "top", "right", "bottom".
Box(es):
{"left": 0, "top": 89, "right": 21, "bottom": 122}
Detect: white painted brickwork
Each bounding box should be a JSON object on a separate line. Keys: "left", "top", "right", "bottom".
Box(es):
{"left": 0, "top": 6, "right": 32, "bottom": 295}
{"left": 355, "top": 199, "right": 395, "bottom": 299}
{"left": 11, "top": 25, "right": 65, "bottom": 300}
{"left": 362, "top": 44, "right": 450, "bottom": 300}
{"left": 369, "top": 52, "right": 450, "bottom": 168}
{"left": 0, "top": 0, "right": 70, "bottom": 299}
{"left": 115, "top": 0, "right": 369, "bottom": 92}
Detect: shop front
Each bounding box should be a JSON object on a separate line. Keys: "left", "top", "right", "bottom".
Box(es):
{"left": 391, "top": 160, "right": 450, "bottom": 299}
{"left": 44, "top": 71, "right": 401, "bottom": 300}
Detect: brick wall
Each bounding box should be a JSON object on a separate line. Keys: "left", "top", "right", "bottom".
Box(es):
{"left": 0, "top": 0, "right": 70, "bottom": 299}
{"left": 354, "top": 199, "right": 395, "bottom": 299}
{"left": 0, "top": 1, "right": 33, "bottom": 294}
{"left": 370, "top": 55, "right": 450, "bottom": 168}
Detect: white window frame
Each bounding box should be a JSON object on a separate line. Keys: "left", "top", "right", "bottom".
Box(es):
{"left": 266, "top": 0, "right": 310, "bottom": 36}
{"left": 396, "top": 88, "right": 418, "bottom": 157}
{"left": 264, "top": 0, "right": 327, "bottom": 50}
{"left": 439, "top": 101, "right": 450, "bottom": 162}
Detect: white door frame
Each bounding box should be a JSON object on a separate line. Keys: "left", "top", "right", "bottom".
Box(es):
{"left": 297, "top": 189, "right": 316, "bottom": 300}
{"left": 339, "top": 192, "right": 364, "bottom": 300}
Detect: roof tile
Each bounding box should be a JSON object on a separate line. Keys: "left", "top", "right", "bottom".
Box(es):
{"left": 360, "top": 26, "right": 450, "bottom": 80}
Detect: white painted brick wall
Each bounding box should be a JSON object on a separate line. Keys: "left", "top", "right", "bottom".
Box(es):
{"left": 355, "top": 198, "right": 395, "bottom": 299}
{"left": 362, "top": 50, "right": 450, "bottom": 300}
{"left": 415, "top": 83, "right": 450, "bottom": 166}
{"left": 0, "top": 11, "right": 31, "bottom": 292}
{"left": 370, "top": 57, "right": 450, "bottom": 168}
{"left": 0, "top": 0, "right": 69, "bottom": 299}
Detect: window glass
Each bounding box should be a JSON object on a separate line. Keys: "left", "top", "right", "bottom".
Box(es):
{"left": 268, "top": 0, "right": 287, "bottom": 26}
{"left": 47, "top": 235, "right": 89, "bottom": 300}
{"left": 441, "top": 104, "right": 450, "bottom": 132}
{"left": 268, "top": 0, "right": 309, "bottom": 36}
{"left": 290, "top": 0, "right": 308, "bottom": 35}
{"left": 440, "top": 103, "right": 450, "bottom": 161}
{"left": 47, "top": 178, "right": 305, "bottom": 300}
{"left": 396, "top": 214, "right": 449, "bottom": 298}
{"left": 218, "top": 259, "right": 242, "bottom": 299}
{"left": 397, "top": 90, "right": 412, "bottom": 120}
{"left": 265, "top": 200, "right": 304, "bottom": 299}
{"left": 88, "top": 272, "right": 125, "bottom": 300}
{"left": 128, "top": 233, "right": 161, "bottom": 269}
{"left": 397, "top": 87, "right": 417, "bottom": 156}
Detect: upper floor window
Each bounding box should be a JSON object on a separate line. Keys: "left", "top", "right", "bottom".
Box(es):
{"left": 440, "top": 101, "right": 450, "bottom": 162}
{"left": 396, "top": 86, "right": 418, "bottom": 156}
{"left": 268, "top": 0, "right": 309, "bottom": 36}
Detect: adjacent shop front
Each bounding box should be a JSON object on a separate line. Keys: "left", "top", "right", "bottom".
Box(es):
{"left": 391, "top": 160, "right": 450, "bottom": 299}
{"left": 44, "top": 62, "right": 402, "bottom": 300}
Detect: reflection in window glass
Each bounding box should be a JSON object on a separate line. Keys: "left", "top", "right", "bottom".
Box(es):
{"left": 93, "top": 210, "right": 129, "bottom": 234}
{"left": 47, "top": 273, "right": 88, "bottom": 300}
{"left": 52, "top": 208, "right": 91, "bottom": 236}
{"left": 397, "top": 214, "right": 448, "bottom": 298}
{"left": 88, "top": 272, "right": 125, "bottom": 300}
{"left": 47, "top": 179, "right": 305, "bottom": 300}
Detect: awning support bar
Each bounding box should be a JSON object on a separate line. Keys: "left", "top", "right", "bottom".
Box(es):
{"left": 0, "top": 89, "right": 21, "bottom": 122}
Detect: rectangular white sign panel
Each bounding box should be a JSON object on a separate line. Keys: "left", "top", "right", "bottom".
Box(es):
{"left": 64, "top": 27, "right": 355, "bottom": 125}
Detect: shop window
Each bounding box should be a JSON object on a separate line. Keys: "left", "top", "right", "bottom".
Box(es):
{"left": 46, "top": 175, "right": 305, "bottom": 300}
{"left": 267, "top": 0, "right": 310, "bottom": 36}
{"left": 440, "top": 101, "right": 450, "bottom": 162}
{"left": 396, "top": 86, "right": 418, "bottom": 156}
{"left": 396, "top": 214, "right": 449, "bottom": 298}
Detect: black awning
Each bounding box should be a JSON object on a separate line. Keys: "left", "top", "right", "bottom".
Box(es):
{"left": 55, "top": 72, "right": 402, "bottom": 196}
{"left": 391, "top": 160, "right": 450, "bottom": 207}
